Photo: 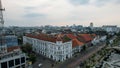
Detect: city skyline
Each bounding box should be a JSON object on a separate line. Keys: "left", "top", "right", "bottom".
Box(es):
{"left": 2, "top": 0, "right": 120, "bottom": 27}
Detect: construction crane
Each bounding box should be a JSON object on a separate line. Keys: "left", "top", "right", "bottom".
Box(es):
{"left": 0, "top": 0, "right": 7, "bottom": 54}
{"left": 0, "top": 0, "right": 5, "bottom": 28}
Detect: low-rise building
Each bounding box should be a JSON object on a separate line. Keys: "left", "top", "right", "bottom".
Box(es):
{"left": 102, "top": 25, "right": 119, "bottom": 35}
{"left": 23, "top": 34, "right": 72, "bottom": 62}
{"left": 23, "top": 33, "right": 96, "bottom": 62}
{"left": 65, "top": 34, "right": 84, "bottom": 53}
{"left": 77, "top": 34, "right": 95, "bottom": 43}
{"left": 92, "top": 36, "right": 106, "bottom": 45}
{"left": 72, "top": 39, "right": 84, "bottom": 53}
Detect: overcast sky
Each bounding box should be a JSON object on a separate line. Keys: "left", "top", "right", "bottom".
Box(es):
{"left": 2, "top": 0, "right": 120, "bottom": 27}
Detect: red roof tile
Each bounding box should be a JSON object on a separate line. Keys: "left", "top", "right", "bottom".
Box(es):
{"left": 56, "top": 34, "right": 62, "bottom": 41}
{"left": 78, "top": 34, "right": 93, "bottom": 43}
{"left": 72, "top": 39, "right": 84, "bottom": 48}
{"left": 7, "top": 46, "right": 20, "bottom": 52}
{"left": 26, "top": 34, "right": 57, "bottom": 42}
{"left": 66, "top": 34, "right": 76, "bottom": 39}
{"left": 26, "top": 34, "right": 70, "bottom": 43}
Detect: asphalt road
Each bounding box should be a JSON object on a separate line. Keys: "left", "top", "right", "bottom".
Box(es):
{"left": 32, "top": 54, "right": 55, "bottom": 68}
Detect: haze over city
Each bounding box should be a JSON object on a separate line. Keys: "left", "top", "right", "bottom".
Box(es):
{"left": 2, "top": 0, "right": 120, "bottom": 26}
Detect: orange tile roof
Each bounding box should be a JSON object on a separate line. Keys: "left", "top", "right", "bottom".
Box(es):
{"left": 26, "top": 34, "right": 71, "bottom": 43}
{"left": 26, "top": 33, "right": 95, "bottom": 45}
{"left": 7, "top": 46, "right": 20, "bottom": 52}
{"left": 26, "top": 34, "right": 57, "bottom": 42}
{"left": 92, "top": 34, "right": 96, "bottom": 37}
{"left": 78, "top": 34, "right": 93, "bottom": 43}
{"left": 66, "top": 34, "right": 77, "bottom": 39}
{"left": 56, "top": 35, "right": 62, "bottom": 41}
{"left": 72, "top": 39, "right": 84, "bottom": 48}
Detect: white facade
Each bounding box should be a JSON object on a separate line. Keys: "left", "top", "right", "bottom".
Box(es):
{"left": 23, "top": 36, "right": 72, "bottom": 62}
{"left": 72, "top": 46, "right": 82, "bottom": 53}
{"left": 92, "top": 36, "right": 106, "bottom": 45}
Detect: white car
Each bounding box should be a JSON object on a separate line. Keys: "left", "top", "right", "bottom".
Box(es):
{"left": 38, "top": 63, "right": 42, "bottom": 67}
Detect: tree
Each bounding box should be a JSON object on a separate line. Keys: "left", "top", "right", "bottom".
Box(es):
{"left": 29, "top": 54, "right": 36, "bottom": 63}
{"left": 21, "top": 43, "right": 32, "bottom": 53}
{"left": 21, "top": 43, "right": 36, "bottom": 63}
{"left": 81, "top": 45, "right": 86, "bottom": 51}
{"left": 18, "top": 36, "right": 23, "bottom": 45}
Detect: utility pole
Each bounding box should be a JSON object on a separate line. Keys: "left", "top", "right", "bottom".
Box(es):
{"left": 0, "top": 0, "right": 7, "bottom": 54}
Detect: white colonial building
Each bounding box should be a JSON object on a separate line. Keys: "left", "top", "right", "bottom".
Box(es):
{"left": 72, "top": 39, "right": 84, "bottom": 53}
{"left": 23, "top": 34, "right": 72, "bottom": 62}
{"left": 23, "top": 33, "right": 98, "bottom": 62}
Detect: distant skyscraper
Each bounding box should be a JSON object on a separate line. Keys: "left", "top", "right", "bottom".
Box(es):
{"left": 90, "top": 22, "right": 93, "bottom": 29}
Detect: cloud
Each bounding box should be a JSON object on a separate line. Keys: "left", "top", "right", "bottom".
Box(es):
{"left": 69, "top": 0, "right": 90, "bottom": 5}
{"left": 90, "top": 0, "right": 120, "bottom": 7}
{"left": 24, "top": 13, "right": 46, "bottom": 18}
{"left": 2, "top": 0, "right": 120, "bottom": 27}
{"left": 24, "top": 7, "right": 36, "bottom": 10}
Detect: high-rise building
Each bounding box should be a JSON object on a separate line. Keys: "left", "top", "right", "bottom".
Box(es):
{"left": 0, "top": 46, "right": 26, "bottom": 68}
{"left": 90, "top": 22, "right": 93, "bottom": 28}
{"left": 5, "top": 35, "right": 18, "bottom": 47}
{"left": 0, "top": 1, "right": 27, "bottom": 68}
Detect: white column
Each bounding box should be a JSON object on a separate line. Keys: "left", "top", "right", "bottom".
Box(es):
{"left": 7, "top": 61, "right": 9, "bottom": 68}
{"left": 20, "top": 57, "right": 22, "bottom": 68}
{"left": 14, "top": 59, "right": 15, "bottom": 68}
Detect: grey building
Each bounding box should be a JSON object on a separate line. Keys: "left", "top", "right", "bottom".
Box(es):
{"left": 0, "top": 46, "right": 26, "bottom": 68}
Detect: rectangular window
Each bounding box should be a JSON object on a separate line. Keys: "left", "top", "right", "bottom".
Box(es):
{"left": 21, "top": 57, "right": 25, "bottom": 63}
{"left": 22, "top": 64, "right": 25, "bottom": 68}
{"left": 16, "top": 66, "right": 20, "bottom": 68}
{"left": 9, "top": 60, "right": 14, "bottom": 67}
{"left": 1, "top": 62, "right": 7, "bottom": 68}
{"left": 15, "top": 58, "right": 20, "bottom": 65}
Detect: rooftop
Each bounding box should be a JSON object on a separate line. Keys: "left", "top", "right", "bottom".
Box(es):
{"left": 26, "top": 33, "right": 71, "bottom": 43}
{"left": 77, "top": 34, "right": 95, "bottom": 43}
{"left": 72, "top": 39, "right": 84, "bottom": 47}
{"left": 7, "top": 46, "right": 20, "bottom": 52}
